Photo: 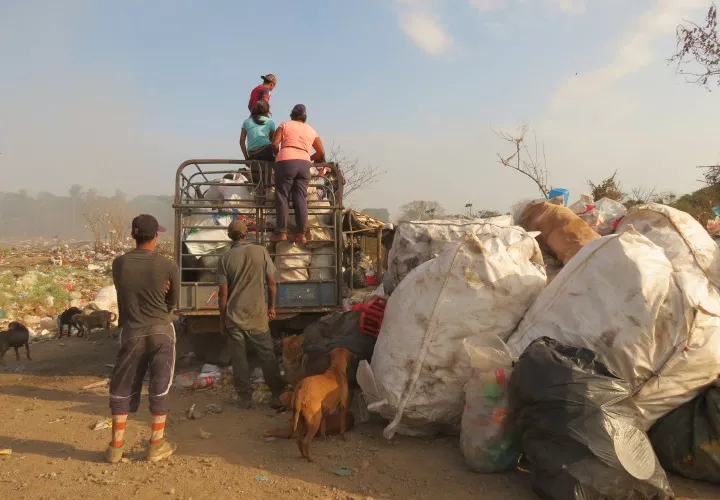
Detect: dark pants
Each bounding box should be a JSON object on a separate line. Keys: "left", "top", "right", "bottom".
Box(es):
{"left": 248, "top": 145, "right": 275, "bottom": 184}
{"left": 227, "top": 327, "right": 284, "bottom": 398}
{"left": 274, "top": 159, "right": 311, "bottom": 234}
{"left": 109, "top": 325, "right": 175, "bottom": 416}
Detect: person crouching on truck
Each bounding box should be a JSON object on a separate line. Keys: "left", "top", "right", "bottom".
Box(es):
{"left": 106, "top": 214, "right": 179, "bottom": 464}
{"left": 271, "top": 104, "right": 326, "bottom": 244}
{"left": 217, "top": 220, "right": 285, "bottom": 410}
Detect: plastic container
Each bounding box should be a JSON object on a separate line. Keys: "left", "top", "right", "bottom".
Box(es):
{"left": 548, "top": 188, "right": 569, "bottom": 206}
{"left": 357, "top": 296, "right": 388, "bottom": 338}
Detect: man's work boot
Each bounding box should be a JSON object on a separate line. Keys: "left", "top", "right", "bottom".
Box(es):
{"left": 104, "top": 444, "right": 124, "bottom": 464}
{"left": 147, "top": 439, "right": 177, "bottom": 462}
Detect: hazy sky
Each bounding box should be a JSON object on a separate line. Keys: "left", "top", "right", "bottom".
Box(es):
{"left": 1, "top": 0, "right": 719, "bottom": 216}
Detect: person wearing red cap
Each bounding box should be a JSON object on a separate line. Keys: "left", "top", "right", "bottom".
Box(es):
{"left": 106, "top": 214, "right": 179, "bottom": 464}
{"left": 248, "top": 74, "right": 277, "bottom": 112}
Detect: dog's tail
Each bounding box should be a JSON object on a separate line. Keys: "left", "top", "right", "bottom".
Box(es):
{"left": 291, "top": 391, "right": 301, "bottom": 435}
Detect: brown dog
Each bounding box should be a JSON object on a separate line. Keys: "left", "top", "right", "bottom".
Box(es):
{"left": 71, "top": 310, "right": 117, "bottom": 338}
{"left": 282, "top": 334, "right": 306, "bottom": 386}
{"left": 263, "top": 390, "right": 355, "bottom": 439}
{"left": 291, "top": 348, "right": 353, "bottom": 461}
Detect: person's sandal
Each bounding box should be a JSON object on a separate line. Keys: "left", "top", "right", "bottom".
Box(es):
{"left": 269, "top": 233, "right": 288, "bottom": 243}
{"left": 294, "top": 234, "right": 307, "bottom": 245}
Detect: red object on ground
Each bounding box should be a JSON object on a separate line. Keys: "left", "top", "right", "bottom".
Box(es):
{"left": 365, "top": 274, "right": 377, "bottom": 286}
{"left": 356, "top": 296, "right": 388, "bottom": 338}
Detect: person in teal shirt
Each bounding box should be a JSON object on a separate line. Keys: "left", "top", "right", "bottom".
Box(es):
{"left": 240, "top": 100, "right": 277, "bottom": 162}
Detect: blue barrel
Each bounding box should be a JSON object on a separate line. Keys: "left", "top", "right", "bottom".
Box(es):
{"left": 548, "top": 188, "right": 569, "bottom": 206}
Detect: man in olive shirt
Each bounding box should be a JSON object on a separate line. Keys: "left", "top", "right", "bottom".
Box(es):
{"left": 107, "top": 214, "right": 179, "bottom": 464}
{"left": 217, "top": 220, "right": 284, "bottom": 409}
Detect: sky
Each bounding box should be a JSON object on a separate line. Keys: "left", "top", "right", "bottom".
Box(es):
{"left": 1, "top": 0, "right": 719, "bottom": 217}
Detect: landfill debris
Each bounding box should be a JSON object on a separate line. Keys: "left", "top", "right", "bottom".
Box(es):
{"left": 333, "top": 467, "right": 352, "bottom": 477}
{"left": 92, "top": 419, "right": 112, "bottom": 431}
{"left": 460, "top": 335, "right": 518, "bottom": 473}
{"left": 364, "top": 233, "right": 545, "bottom": 439}
{"left": 199, "top": 429, "right": 212, "bottom": 440}
{"left": 251, "top": 389, "right": 271, "bottom": 405}
{"left": 205, "top": 404, "right": 222, "bottom": 414}
{"left": 187, "top": 404, "right": 204, "bottom": 420}
{"left": 2, "top": 364, "right": 25, "bottom": 373}
{"left": 81, "top": 379, "right": 110, "bottom": 391}
{"left": 509, "top": 338, "right": 673, "bottom": 500}
{"left": 263, "top": 437, "right": 276, "bottom": 443}
{"left": 0, "top": 449, "right": 11, "bottom": 456}
{"left": 254, "top": 475, "right": 269, "bottom": 482}
{"left": 650, "top": 383, "right": 720, "bottom": 483}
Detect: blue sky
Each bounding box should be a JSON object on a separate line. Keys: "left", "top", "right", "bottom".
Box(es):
{"left": 1, "top": 0, "right": 718, "bottom": 216}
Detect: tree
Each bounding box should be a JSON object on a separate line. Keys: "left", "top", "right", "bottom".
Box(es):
{"left": 81, "top": 192, "right": 110, "bottom": 251}
{"left": 397, "top": 200, "right": 446, "bottom": 222}
{"left": 106, "top": 191, "right": 132, "bottom": 246}
{"left": 588, "top": 171, "right": 624, "bottom": 201}
{"left": 327, "top": 145, "right": 385, "bottom": 201}
{"left": 670, "top": 3, "right": 720, "bottom": 88}
{"left": 495, "top": 123, "right": 550, "bottom": 198}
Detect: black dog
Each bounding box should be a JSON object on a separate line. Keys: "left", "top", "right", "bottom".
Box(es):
{"left": 57, "top": 307, "right": 83, "bottom": 338}
{"left": 0, "top": 321, "right": 31, "bottom": 363}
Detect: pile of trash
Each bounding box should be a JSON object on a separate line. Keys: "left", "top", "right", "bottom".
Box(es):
{"left": 357, "top": 198, "right": 720, "bottom": 498}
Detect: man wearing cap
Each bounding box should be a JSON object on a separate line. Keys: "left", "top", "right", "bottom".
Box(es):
{"left": 248, "top": 74, "right": 277, "bottom": 112}
{"left": 217, "top": 220, "right": 284, "bottom": 409}
{"left": 106, "top": 214, "right": 179, "bottom": 464}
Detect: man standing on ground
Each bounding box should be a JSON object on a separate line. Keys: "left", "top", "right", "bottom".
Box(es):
{"left": 248, "top": 74, "right": 277, "bottom": 112}
{"left": 106, "top": 214, "right": 179, "bottom": 464}
{"left": 217, "top": 220, "right": 284, "bottom": 409}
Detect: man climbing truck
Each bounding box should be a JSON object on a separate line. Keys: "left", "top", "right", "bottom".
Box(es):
{"left": 173, "top": 158, "right": 345, "bottom": 363}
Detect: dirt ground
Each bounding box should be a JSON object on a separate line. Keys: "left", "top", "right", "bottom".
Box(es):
{"left": 1, "top": 338, "right": 719, "bottom": 500}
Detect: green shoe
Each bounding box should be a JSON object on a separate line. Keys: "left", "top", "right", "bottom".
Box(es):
{"left": 105, "top": 444, "right": 124, "bottom": 464}
{"left": 147, "top": 439, "right": 177, "bottom": 462}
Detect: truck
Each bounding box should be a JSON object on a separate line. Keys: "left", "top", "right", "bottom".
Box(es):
{"left": 173, "top": 158, "right": 347, "bottom": 362}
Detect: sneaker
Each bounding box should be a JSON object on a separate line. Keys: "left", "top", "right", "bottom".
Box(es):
{"left": 147, "top": 439, "right": 177, "bottom": 462}
{"left": 104, "top": 444, "right": 124, "bottom": 464}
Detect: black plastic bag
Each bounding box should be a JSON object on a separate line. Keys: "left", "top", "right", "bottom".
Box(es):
{"left": 649, "top": 383, "right": 720, "bottom": 483}
{"left": 509, "top": 337, "right": 673, "bottom": 500}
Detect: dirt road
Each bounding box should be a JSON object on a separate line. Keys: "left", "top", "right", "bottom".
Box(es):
{"left": 0, "top": 338, "right": 718, "bottom": 500}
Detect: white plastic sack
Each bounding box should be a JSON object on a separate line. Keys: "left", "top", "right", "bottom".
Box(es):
{"left": 507, "top": 226, "right": 720, "bottom": 429}
{"left": 569, "top": 196, "right": 626, "bottom": 236}
{"left": 309, "top": 245, "right": 335, "bottom": 281}
{"left": 362, "top": 233, "right": 546, "bottom": 439}
{"left": 461, "top": 334, "right": 518, "bottom": 473}
{"left": 385, "top": 216, "right": 541, "bottom": 293}
{"left": 274, "top": 241, "right": 310, "bottom": 282}
{"left": 205, "top": 174, "right": 254, "bottom": 211}
{"left": 183, "top": 213, "right": 232, "bottom": 256}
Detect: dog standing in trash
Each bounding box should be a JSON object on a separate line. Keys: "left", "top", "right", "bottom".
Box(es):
{"left": 291, "top": 347, "right": 354, "bottom": 461}
{"left": 0, "top": 321, "right": 31, "bottom": 363}
{"left": 57, "top": 307, "right": 83, "bottom": 338}
{"left": 71, "top": 310, "right": 116, "bottom": 338}
{"left": 263, "top": 390, "right": 355, "bottom": 439}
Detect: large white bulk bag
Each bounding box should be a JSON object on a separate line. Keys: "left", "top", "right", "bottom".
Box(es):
{"left": 362, "top": 233, "right": 546, "bottom": 439}
{"left": 183, "top": 213, "right": 232, "bottom": 256}
{"left": 507, "top": 227, "right": 720, "bottom": 429}
{"left": 91, "top": 285, "right": 119, "bottom": 326}
{"left": 309, "top": 245, "right": 335, "bottom": 281}
{"left": 274, "top": 242, "right": 310, "bottom": 282}
{"left": 384, "top": 216, "right": 540, "bottom": 293}
{"left": 205, "top": 174, "right": 254, "bottom": 212}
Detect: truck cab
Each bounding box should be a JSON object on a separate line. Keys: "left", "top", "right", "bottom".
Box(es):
{"left": 173, "top": 159, "right": 345, "bottom": 361}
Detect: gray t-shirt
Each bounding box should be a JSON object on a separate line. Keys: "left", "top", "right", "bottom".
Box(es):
{"left": 112, "top": 249, "right": 179, "bottom": 332}
{"left": 217, "top": 241, "right": 276, "bottom": 332}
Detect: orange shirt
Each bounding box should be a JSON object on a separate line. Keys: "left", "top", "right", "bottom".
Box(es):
{"left": 275, "top": 120, "right": 318, "bottom": 162}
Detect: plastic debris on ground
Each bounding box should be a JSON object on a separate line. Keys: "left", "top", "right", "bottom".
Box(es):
{"left": 254, "top": 475, "right": 269, "bottom": 482}
{"left": 333, "top": 467, "right": 352, "bottom": 477}
{"left": 509, "top": 337, "right": 674, "bottom": 500}
{"left": 569, "top": 195, "right": 627, "bottom": 236}
{"left": 460, "top": 335, "right": 519, "bottom": 473}
{"left": 650, "top": 382, "right": 720, "bottom": 483}
{"left": 509, "top": 206, "right": 720, "bottom": 429}
{"left": 92, "top": 419, "right": 112, "bottom": 431}
{"left": 361, "top": 232, "right": 546, "bottom": 439}
{"left": 0, "top": 449, "right": 11, "bottom": 456}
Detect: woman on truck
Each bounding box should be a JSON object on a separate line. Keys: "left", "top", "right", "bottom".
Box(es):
{"left": 271, "top": 104, "right": 325, "bottom": 245}
{"left": 240, "top": 101, "right": 277, "bottom": 182}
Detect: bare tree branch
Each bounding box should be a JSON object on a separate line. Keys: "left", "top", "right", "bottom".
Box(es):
{"left": 494, "top": 123, "right": 550, "bottom": 198}
{"left": 670, "top": 3, "right": 720, "bottom": 88}
{"left": 327, "top": 144, "right": 385, "bottom": 201}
